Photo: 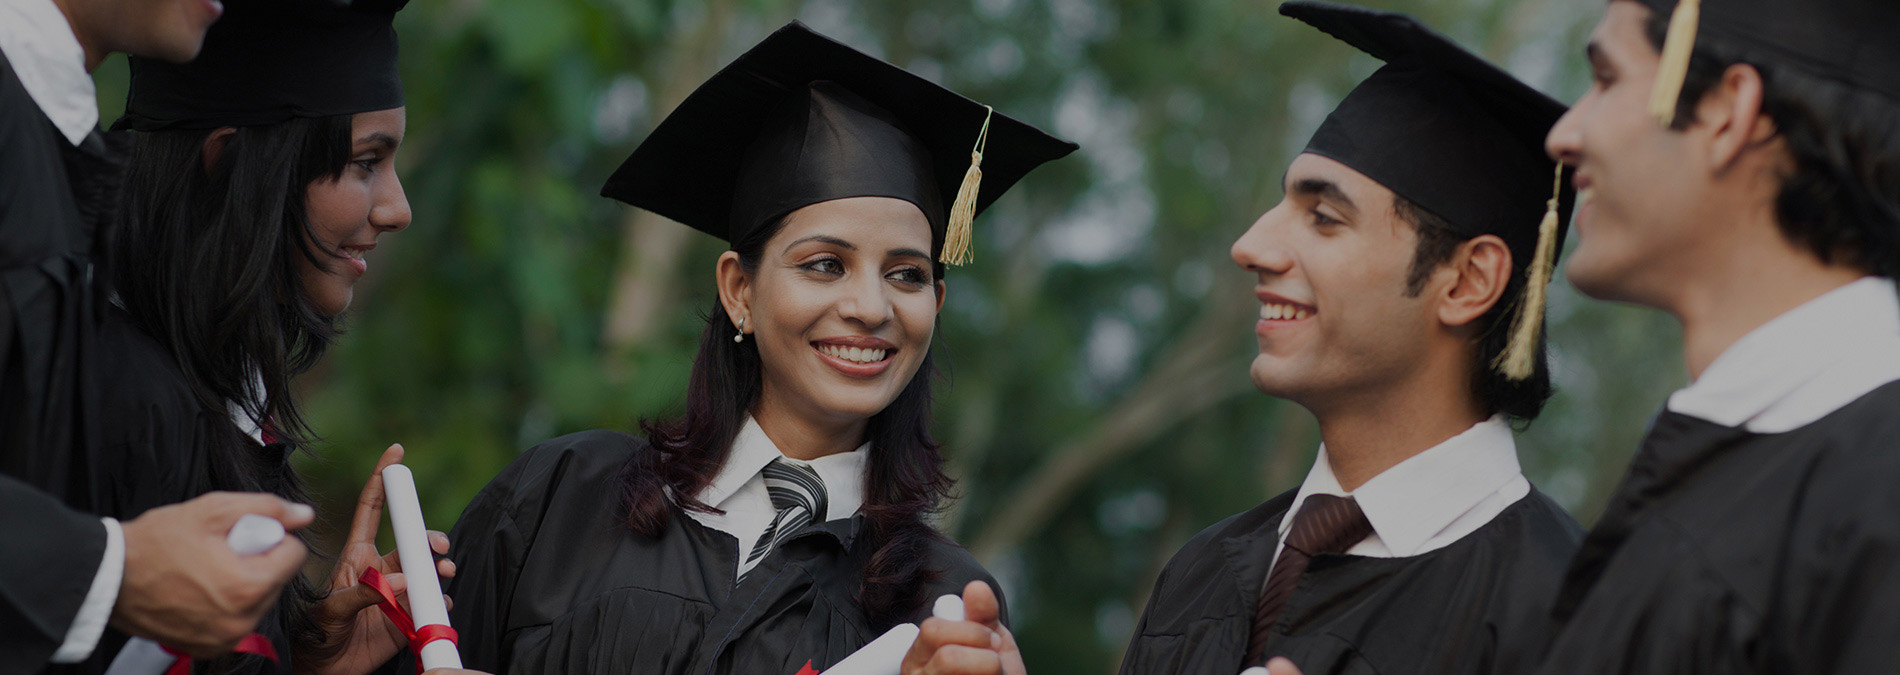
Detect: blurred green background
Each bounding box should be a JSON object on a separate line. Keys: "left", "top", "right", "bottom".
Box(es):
{"left": 91, "top": 0, "right": 1683, "bottom": 672}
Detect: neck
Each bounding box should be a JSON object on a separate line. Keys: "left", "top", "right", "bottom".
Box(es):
{"left": 1665, "top": 215, "right": 1864, "bottom": 380}
{"left": 49, "top": 0, "right": 106, "bottom": 71}
{"left": 1306, "top": 360, "right": 1488, "bottom": 492}
{"left": 750, "top": 393, "right": 866, "bottom": 462}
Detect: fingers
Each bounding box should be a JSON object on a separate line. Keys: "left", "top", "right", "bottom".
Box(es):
{"left": 196, "top": 492, "right": 316, "bottom": 532}
{"left": 438, "top": 557, "right": 457, "bottom": 579}
{"left": 962, "top": 580, "right": 1003, "bottom": 630}
{"left": 254, "top": 534, "right": 309, "bottom": 590}
{"left": 346, "top": 444, "right": 406, "bottom": 547}
{"left": 924, "top": 644, "right": 1003, "bottom": 675}
{"left": 1266, "top": 657, "right": 1305, "bottom": 675}
{"left": 320, "top": 577, "right": 391, "bottom": 617}
{"left": 430, "top": 530, "right": 450, "bottom": 555}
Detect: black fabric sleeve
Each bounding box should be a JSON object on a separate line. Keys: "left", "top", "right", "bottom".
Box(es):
{"left": 0, "top": 474, "right": 107, "bottom": 671}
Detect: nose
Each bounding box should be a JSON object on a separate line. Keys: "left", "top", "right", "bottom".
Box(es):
{"left": 371, "top": 168, "right": 412, "bottom": 233}
{"left": 1231, "top": 204, "right": 1295, "bottom": 277}
{"left": 1546, "top": 98, "right": 1587, "bottom": 167}
{"left": 834, "top": 267, "right": 894, "bottom": 328}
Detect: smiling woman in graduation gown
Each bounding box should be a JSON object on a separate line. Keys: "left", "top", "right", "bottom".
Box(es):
{"left": 429, "top": 23, "right": 1074, "bottom": 675}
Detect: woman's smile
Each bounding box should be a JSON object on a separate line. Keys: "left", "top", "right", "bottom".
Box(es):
{"left": 812, "top": 336, "right": 896, "bottom": 378}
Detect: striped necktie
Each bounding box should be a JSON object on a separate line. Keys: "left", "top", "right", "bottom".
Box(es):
{"left": 738, "top": 458, "right": 830, "bottom": 580}
{"left": 1244, "top": 494, "right": 1373, "bottom": 667}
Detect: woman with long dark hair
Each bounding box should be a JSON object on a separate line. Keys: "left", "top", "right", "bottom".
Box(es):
{"left": 94, "top": 1, "right": 455, "bottom": 673}
{"left": 437, "top": 23, "right": 1073, "bottom": 674}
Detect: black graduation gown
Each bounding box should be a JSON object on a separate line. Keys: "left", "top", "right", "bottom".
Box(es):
{"left": 1531, "top": 380, "right": 1900, "bottom": 675}
{"left": 1120, "top": 487, "right": 1582, "bottom": 675}
{"left": 0, "top": 47, "right": 117, "bottom": 671}
{"left": 427, "top": 430, "right": 1005, "bottom": 675}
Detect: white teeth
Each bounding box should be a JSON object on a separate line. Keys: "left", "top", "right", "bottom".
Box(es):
{"left": 1260, "top": 303, "right": 1310, "bottom": 321}
{"left": 820, "top": 344, "right": 888, "bottom": 364}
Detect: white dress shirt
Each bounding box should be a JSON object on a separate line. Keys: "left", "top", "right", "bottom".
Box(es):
{"left": 2, "top": 0, "right": 118, "bottom": 663}
{"left": 686, "top": 417, "right": 869, "bottom": 579}
{"left": 1667, "top": 276, "right": 1900, "bottom": 433}
{"left": 0, "top": 0, "right": 97, "bottom": 145}
{"left": 1268, "top": 415, "right": 1530, "bottom": 577}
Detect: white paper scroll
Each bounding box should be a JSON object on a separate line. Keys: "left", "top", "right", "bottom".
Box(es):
{"left": 105, "top": 514, "right": 287, "bottom": 675}
{"left": 818, "top": 593, "right": 969, "bottom": 675}
{"left": 381, "top": 463, "right": 462, "bottom": 669}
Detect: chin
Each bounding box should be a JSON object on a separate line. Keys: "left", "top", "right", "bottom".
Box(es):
{"left": 1248, "top": 356, "right": 1302, "bottom": 399}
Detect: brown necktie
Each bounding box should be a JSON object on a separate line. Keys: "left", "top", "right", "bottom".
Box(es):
{"left": 1244, "top": 494, "right": 1374, "bottom": 667}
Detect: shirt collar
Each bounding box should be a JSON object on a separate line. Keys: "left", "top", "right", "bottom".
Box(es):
{"left": 1280, "top": 415, "right": 1522, "bottom": 557}
{"left": 0, "top": 0, "right": 97, "bottom": 145}
{"left": 1667, "top": 276, "right": 1900, "bottom": 433}
{"left": 700, "top": 417, "right": 870, "bottom": 522}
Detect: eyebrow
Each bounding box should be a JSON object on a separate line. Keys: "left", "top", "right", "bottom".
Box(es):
{"left": 355, "top": 132, "right": 400, "bottom": 150}
{"left": 783, "top": 234, "right": 858, "bottom": 254}
{"left": 887, "top": 247, "right": 931, "bottom": 261}
{"left": 1290, "top": 178, "right": 1358, "bottom": 215}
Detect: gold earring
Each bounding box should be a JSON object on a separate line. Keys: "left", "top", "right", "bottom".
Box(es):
{"left": 733, "top": 316, "right": 746, "bottom": 343}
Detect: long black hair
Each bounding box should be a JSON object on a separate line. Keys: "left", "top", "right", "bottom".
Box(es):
{"left": 622, "top": 215, "right": 955, "bottom": 628}
{"left": 110, "top": 114, "right": 357, "bottom": 658}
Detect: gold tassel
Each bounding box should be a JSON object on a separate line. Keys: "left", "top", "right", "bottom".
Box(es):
{"left": 1648, "top": 0, "right": 1701, "bottom": 126}
{"left": 1496, "top": 164, "right": 1566, "bottom": 381}
{"left": 940, "top": 106, "right": 993, "bottom": 267}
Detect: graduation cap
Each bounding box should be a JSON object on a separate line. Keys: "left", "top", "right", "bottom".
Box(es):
{"left": 1642, "top": 0, "right": 1900, "bottom": 126}
{"left": 114, "top": 0, "right": 407, "bottom": 131}
{"left": 601, "top": 21, "right": 1078, "bottom": 266}
{"left": 1280, "top": 1, "right": 1576, "bottom": 381}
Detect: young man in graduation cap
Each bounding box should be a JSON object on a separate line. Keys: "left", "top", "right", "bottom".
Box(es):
{"left": 1525, "top": 0, "right": 1900, "bottom": 672}
{"left": 0, "top": 0, "right": 319, "bottom": 669}
{"left": 907, "top": 3, "right": 1584, "bottom": 675}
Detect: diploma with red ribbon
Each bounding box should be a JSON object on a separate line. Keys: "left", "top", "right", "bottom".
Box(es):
{"left": 377, "top": 463, "right": 462, "bottom": 670}
{"left": 104, "top": 514, "right": 285, "bottom": 675}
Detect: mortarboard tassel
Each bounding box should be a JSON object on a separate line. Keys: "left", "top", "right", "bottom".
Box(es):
{"left": 1496, "top": 164, "right": 1566, "bottom": 381}
{"left": 941, "top": 106, "right": 993, "bottom": 266}
{"left": 1648, "top": 0, "right": 1701, "bottom": 125}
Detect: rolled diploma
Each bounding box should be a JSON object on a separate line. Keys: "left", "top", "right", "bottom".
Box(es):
{"left": 105, "top": 514, "right": 287, "bottom": 675}
{"left": 818, "top": 593, "right": 967, "bottom": 675}
{"left": 382, "top": 464, "right": 462, "bottom": 669}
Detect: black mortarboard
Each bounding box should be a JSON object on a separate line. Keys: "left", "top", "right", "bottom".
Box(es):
{"left": 1640, "top": 0, "right": 1900, "bottom": 126}
{"left": 114, "top": 0, "right": 407, "bottom": 131}
{"left": 601, "top": 21, "right": 1078, "bottom": 266}
{"left": 1280, "top": 1, "right": 1577, "bottom": 379}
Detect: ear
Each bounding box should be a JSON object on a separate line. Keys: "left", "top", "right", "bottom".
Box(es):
{"left": 199, "top": 127, "right": 238, "bottom": 174}
{"left": 1437, "top": 234, "right": 1512, "bottom": 329}
{"left": 715, "top": 251, "right": 753, "bottom": 335}
{"left": 1698, "top": 62, "right": 1777, "bottom": 170}
{"left": 933, "top": 278, "right": 947, "bottom": 315}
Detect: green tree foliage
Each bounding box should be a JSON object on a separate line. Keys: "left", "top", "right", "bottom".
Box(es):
{"left": 94, "top": 1, "right": 1685, "bottom": 672}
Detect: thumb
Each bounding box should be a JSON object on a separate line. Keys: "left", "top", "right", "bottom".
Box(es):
{"left": 1266, "top": 657, "right": 1305, "bottom": 675}
{"left": 253, "top": 534, "right": 309, "bottom": 585}
{"left": 210, "top": 492, "right": 316, "bottom": 532}
{"left": 962, "top": 580, "right": 1002, "bottom": 629}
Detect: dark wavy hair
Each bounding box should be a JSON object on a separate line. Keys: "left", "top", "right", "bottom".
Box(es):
{"left": 1646, "top": 9, "right": 1900, "bottom": 278}
{"left": 620, "top": 214, "right": 955, "bottom": 628}
{"left": 110, "top": 114, "right": 357, "bottom": 661}
{"left": 1396, "top": 196, "right": 1554, "bottom": 424}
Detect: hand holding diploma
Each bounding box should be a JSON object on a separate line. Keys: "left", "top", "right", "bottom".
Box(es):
{"left": 296, "top": 444, "right": 457, "bottom": 675}
{"left": 899, "top": 580, "right": 1024, "bottom": 675}
{"left": 109, "top": 491, "right": 314, "bottom": 657}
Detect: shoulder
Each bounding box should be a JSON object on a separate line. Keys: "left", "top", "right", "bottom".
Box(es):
{"left": 1165, "top": 489, "right": 1295, "bottom": 574}
{"left": 469, "top": 430, "right": 651, "bottom": 526}
{"left": 91, "top": 310, "right": 197, "bottom": 412}
{"left": 1492, "top": 488, "right": 1586, "bottom": 558}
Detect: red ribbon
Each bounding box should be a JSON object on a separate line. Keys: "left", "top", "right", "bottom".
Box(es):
{"left": 161, "top": 633, "right": 278, "bottom": 675}
{"left": 794, "top": 659, "right": 821, "bottom": 675}
{"left": 358, "top": 566, "right": 459, "bottom": 673}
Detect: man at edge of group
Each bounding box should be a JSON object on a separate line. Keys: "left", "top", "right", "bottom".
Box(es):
{"left": 0, "top": 0, "right": 312, "bottom": 669}
{"left": 902, "top": 3, "right": 1585, "bottom": 674}
{"left": 1521, "top": 0, "right": 1900, "bottom": 672}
